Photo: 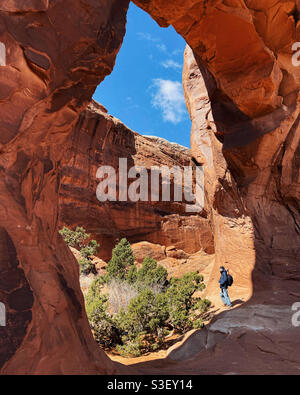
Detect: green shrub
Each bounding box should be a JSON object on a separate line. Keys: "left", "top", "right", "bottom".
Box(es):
{"left": 59, "top": 226, "right": 90, "bottom": 249}
{"left": 193, "top": 298, "right": 211, "bottom": 314}
{"left": 84, "top": 240, "right": 211, "bottom": 357}
{"left": 135, "top": 257, "right": 168, "bottom": 291}
{"left": 166, "top": 272, "right": 206, "bottom": 333}
{"left": 80, "top": 239, "right": 99, "bottom": 259}
{"left": 116, "top": 340, "right": 142, "bottom": 358}
{"left": 116, "top": 289, "right": 168, "bottom": 339}
{"left": 87, "top": 293, "right": 120, "bottom": 348}
{"left": 107, "top": 238, "right": 135, "bottom": 280}
{"left": 59, "top": 226, "right": 99, "bottom": 276}
{"left": 126, "top": 265, "right": 138, "bottom": 285}
{"left": 85, "top": 276, "right": 106, "bottom": 317}
{"left": 78, "top": 257, "right": 96, "bottom": 276}
{"left": 193, "top": 318, "right": 204, "bottom": 329}
{"left": 85, "top": 278, "right": 121, "bottom": 348}
{"left": 114, "top": 289, "right": 169, "bottom": 355}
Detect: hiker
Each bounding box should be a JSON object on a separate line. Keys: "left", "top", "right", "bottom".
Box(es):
{"left": 219, "top": 266, "right": 232, "bottom": 307}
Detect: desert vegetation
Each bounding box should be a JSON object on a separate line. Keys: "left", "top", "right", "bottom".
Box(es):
{"left": 59, "top": 226, "right": 99, "bottom": 275}
{"left": 60, "top": 228, "right": 211, "bottom": 357}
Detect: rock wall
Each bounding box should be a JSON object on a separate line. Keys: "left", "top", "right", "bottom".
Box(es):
{"left": 133, "top": 0, "right": 300, "bottom": 305}
{"left": 59, "top": 101, "right": 214, "bottom": 261}
{"left": 182, "top": 43, "right": 300, "bottom": 306}
{"left": 0, "top": 0, "right": 299, "bottom": 374}
{"left": 0, "top": 0, "right": 130, "bottom": 375}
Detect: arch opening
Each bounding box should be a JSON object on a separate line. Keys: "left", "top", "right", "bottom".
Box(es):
{"left": 0, "top": 0, "right": 299, "bottom": 375}
{"left": 94, "top": 2, "right": 192, "bottom": 148}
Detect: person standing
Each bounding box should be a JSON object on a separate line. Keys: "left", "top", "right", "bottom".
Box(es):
{"left": 219, "top": 266, "right": 232, "bottom": 307}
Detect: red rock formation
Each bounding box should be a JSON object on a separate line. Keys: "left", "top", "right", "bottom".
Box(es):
{"left": 132, "top": 0, "right": 300, "bottom": 374}
{"left": 0, "top": 0, "right": 130, "bottom": 375}
{"left": 183, "top": 43, "right": 300, "bottom": 307}
{"left": 0, "top": 0, "right": 299, "bottom": 374}
{"left": 134, "top": 0, "right": 299, "bottom": 119}
{"left": 59, "top": 101, "right": 214, "bottom": 261}
{"left": 130, "top": 241, "right": 214, "bottom": 281}
{"left": 133, "top": 0, "right": 300, "bottom": 307}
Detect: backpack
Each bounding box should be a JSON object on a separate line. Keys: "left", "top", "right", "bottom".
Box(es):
{"left": 226, "top": 273, "right": 233, "bottom": 287}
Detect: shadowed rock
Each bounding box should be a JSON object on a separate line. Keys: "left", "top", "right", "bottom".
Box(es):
{"left": 0, "top": 0, "right": 299, "bottom": 374}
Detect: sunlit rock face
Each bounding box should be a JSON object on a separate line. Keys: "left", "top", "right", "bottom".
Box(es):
{"left": 132, "top": 0, "right": 300, "bottom": 307}
{"left": 134, "top": 0, "right": 299, "bottom": 119}
{"left": 0, "top": 0, "right": 299, "bottom": 374}
{"left": 134, "top": 0, "right": 300, "bottom": 305}
{"left": 59, "top": 101, "right": 214, "bottom": 261}
{"left": 183, "top": 44, "right": 300, "bottom": 309}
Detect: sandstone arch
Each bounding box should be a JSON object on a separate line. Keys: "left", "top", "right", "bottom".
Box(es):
{"left": 0, "top": 0, "right": 299, "bottom": 374}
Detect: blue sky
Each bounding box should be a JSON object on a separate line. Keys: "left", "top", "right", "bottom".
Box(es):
{"left": 93, "top": 2, "right": 191, "bottom": 148}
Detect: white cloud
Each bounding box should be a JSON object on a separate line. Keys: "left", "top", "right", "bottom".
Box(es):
{"left": 172, "top": 49, "right": 182, "bottom": 56}
{"left": 156, "top": 43, "right": 167, "bottom": 53}
{"left": 137, "top": 32, "right": 159, "bottom": 43}
{"left": 137, "top": 32, "right": 167, "bottom": 53}
{"left": 125, "top": 96, "right": 139, "bottom": 110}
{"left": 161, "top": 59, "right": 182, "bottom": 70}
{"left": 151, "top": 79, "right": 186, "bottom": 124}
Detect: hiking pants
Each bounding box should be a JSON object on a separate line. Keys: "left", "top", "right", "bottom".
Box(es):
{"left": 220, "top": 288, "right": 232, "bottom": 306}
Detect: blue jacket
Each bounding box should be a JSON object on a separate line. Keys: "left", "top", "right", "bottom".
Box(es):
{"left": 219, "top": 270, "right": 228, "bottom": 289}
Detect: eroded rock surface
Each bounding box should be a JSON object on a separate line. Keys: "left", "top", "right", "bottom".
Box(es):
{"left": 183, "top": 44, "right": 300, "bottom": 308}
{"left": 0, "top": 0, "right": 299, "bottom": 374}
{"left": 132, "top": 0, "right": 300, "bottom": 307}
{"left": 59, "top": 101, "right": 214, "bottom": 261}
{"left": 0, "top": 0, "right": 130, "bottom": 375}
{"left": 146, "top": 305, "right": 300, "bottom": 375}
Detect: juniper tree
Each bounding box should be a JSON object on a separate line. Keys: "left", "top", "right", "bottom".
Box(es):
{"left": 106, "top": 238, "right": 135, "bottom": 280}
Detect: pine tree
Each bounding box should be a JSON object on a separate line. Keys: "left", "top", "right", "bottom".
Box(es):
{"left": 106, "top": 238, "right": 135, "bottom": 280}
